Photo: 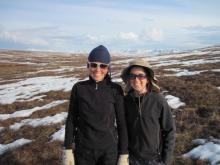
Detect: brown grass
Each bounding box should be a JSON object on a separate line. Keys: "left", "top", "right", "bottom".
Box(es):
{"left": 0, "top": 50, "right": 219, "bottom": 165}
{"left": 159, "top": 76, "right": 220, "bottom": 108}
{"left": 0, "top": 123, "right": 63, "bottom": 144}
{"left": 0, "top": 140, "right": 63, "bottom": 165}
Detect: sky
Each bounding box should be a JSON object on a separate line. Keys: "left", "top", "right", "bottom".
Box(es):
{"left": 0, "top": 0, "right": 220, "bottom": 53}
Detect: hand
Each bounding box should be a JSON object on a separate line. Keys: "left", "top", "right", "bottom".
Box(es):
{"left": 63, "top": 149, "right": 75, "bottom": 165}
{"left": 117, "top": 154, "right": 129, "bottom": 165}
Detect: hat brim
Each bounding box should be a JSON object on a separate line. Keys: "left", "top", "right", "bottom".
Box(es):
{"left": 121, "top": 65, "right": 156, "bottom": 83}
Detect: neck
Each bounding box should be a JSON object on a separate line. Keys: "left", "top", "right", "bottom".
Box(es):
{"left": 135, "top": 89, "right": 147, "bottom": 96}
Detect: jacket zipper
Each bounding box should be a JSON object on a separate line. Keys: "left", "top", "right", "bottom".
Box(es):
{"left": 95, "top": 83, "right": 98, "bottom": 90}
{"left": 132, "top": 96, "right": 142, "bottom": 116}
{"left": 138, "top": 96, "right": 142, "bottom": 116}
{"left": 130, "top": 96, "right": 142, "bottom": 131}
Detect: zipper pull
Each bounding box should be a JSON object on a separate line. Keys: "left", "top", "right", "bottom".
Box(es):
{"left": 95, "top": 83, "right": 98, "bottom": 90}
{"left": 138, "top": 96, "right": 142, "bottom": 116}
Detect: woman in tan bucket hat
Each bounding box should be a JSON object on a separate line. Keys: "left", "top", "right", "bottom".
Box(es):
{"left": 121, "top": 59, "right": 175, "bottom": 165}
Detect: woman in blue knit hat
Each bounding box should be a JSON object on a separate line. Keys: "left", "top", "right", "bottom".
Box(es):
{"left": 63, "top": 45, "right": 129, "bottom": 165}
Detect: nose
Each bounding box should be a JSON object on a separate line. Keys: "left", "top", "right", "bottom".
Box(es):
{"left": 94, "top": 66, "right": 101, "bottom": 71}
{"left": 133, "top": 77, "right": 140, "bottom": 81}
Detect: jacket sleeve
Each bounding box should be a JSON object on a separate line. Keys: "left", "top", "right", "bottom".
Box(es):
{"left": 114, "top": 85, "right": 128, "bottom": 154}
{"left": 64, "top": 84, "right": 79, "bottom": 149}
{"left": 160, "top": 97, "right": 176, "bottom": 164}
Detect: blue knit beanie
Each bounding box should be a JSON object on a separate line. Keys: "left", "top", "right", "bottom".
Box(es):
{"left": 88, "top": 45, "right": 111, "bottom": 64}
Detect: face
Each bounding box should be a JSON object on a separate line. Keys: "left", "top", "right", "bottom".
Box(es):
{"left": 88, "top": 62, "right": 109, "bottom": 82}
{"left": 129, "top": 67, "right": 148, "bottom": 94}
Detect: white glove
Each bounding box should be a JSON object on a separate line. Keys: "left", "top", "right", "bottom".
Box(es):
{"left": 117, "top": 154, "right": 129, "bottom": 165}
{"left": 63, "top": 149, "right": 75, "bottom": 165}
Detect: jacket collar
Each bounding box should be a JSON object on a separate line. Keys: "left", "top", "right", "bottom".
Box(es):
{"left": 89, "top": 74, "right": 111, "bottom": 87}
{"left": 129, "top": 89, "right": 151, "bottom": 99}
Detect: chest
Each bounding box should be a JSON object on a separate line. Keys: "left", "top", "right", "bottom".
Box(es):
{"left": 77, "top": 85, "right": 116, "bottom": 114}
{"left": 125, "top": 96, "right": 161, "bottom": 123}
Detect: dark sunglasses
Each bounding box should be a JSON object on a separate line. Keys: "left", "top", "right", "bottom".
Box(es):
{"left": 129, "top": 73, "right": 147, "bottom": 80}
{"left": 88, "top": 62, "right": 109, "bottom": 69}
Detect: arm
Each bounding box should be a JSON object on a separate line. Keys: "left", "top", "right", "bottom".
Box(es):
{"left": 114, "top": 85, "right": 128, "bottom": 155}
{"left": 64, "top": 84, "right": 79, "bottom": 149}
{"left": 160, "top": 97, "right": 176, "bottom": 164}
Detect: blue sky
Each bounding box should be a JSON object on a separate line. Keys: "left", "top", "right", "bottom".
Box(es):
{"left": 0, "top": 0, "right": 220, "bottom": 52}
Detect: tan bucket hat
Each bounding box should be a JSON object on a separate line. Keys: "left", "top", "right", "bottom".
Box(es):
{"left": 121, "top": 58, "right": 160, "bottom": 92}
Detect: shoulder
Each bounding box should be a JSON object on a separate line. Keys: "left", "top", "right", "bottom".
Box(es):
{"left": 109, "top": 81, "right": 124, "bottom": 95}
{"left": 77, "top": 79, "right": 90, "bottom": 85}
{"left": 71, "top": 80, "right": 90, "bottom": 90}
{"left": 110, "top": 81, "right": 123, "bottom": 89}
{"left": 148, "top": 92, "right": 167, "bottom": 104}
{"left": 150, "top": 92, "right": 165, "bottom": 100}
{"left": 74, "top": 80, "right": 90, "bottom": 86}
{"left": 149, "top": 92, "right": 171, "bottom": 112}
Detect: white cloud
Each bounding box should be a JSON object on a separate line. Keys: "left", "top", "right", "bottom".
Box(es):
{"left": 1, "top": 0, "right": 220, "bottom": 51}
{"left": 86, "top": 34, "right": 98, "bottom": 42}
{"left": 0, "top": 31, "right": 19, "bottom": 42}
{"left": 149, "top": 28, "right": 164, "bottom": 41}
{"left": 119, "top": 32, "right": 139, "bottom": 41}
{"left": 0, "top": 30, "right": 48, "bottom": 46}
{"left": 29, "top": 38, "right": 48, "bottom": 46}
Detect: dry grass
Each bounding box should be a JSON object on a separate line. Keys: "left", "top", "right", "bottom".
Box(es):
{"left": 0, "top": 141, "right": 63, "bottom": 165}
{"left": 157, "top": 67, "right": 220, "bottom": 164}
{"left": 159, "top": 76, "right": 220, "bottom": 108}
{"left": 0, "top": 49, "right": 219, "bottom": 165}
{"left": 0, "top": 99, "right": 50, "bottom": 114}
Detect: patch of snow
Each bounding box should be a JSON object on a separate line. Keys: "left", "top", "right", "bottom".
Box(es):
{"left": 0, "top": 100, "right": 67, "bottom": 120}
{"left": 164, "top": 68, "right": 182, "bottom": 72}
{"left": 51, "top": 125, "right": 65, "bottom": 141}
{"left": 0, "top": 60, "right": 39, "bottom": 65}
{"left": 0, "top": 138, "right": 32, "bottom": 155}
{"left": 212, "top": 69, "right": 220, "bottom": 72}
{"left": 10, "top": 112, "right": 67, "bottom": 130}
{"left": 165, "top": 95, "right": 186, "bottom": 109}
{"left": 183, "top": 142, "right": 220, "bottom": 165}
{"left": 175, "top": 70, "right": 207, "bottom": 77}
{"left": 151, "top": 58, "right": 220, "bottom": 68}
{"left": 164, "top": 68, "right": 207, "bottom": 77}
{"left": 34, "top": 66, "right": 85, "bottom": 74}
{"left": 17, "top": 95, "right": 46, "bottom": 102}
{"left": 0, "top": 76, "right": 78, "bottom": 104}
{"left": 111, "top": 59, "right": 134, "bottom": 65}
{"left": 148, "top": 50, "right": 214, "bottom": 63}
{"left": 112, "top": 78, "right": 122, "bottom": 83}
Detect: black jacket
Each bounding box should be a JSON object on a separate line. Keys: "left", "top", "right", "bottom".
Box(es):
{"left": 125, "top": 91, "right": 175, "bottom": 164}
{"left": 64, "top": 75, "right": 128, "bottom": 154}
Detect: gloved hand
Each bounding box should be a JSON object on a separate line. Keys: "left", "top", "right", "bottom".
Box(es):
{"left": 63, "top": 149, "right": 75, "bottom": 165}
{"left": 117, "top": 154, "right": 129, "bottom": 165}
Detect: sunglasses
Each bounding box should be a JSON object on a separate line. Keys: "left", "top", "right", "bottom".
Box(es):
{"left": 129, "top": 73, "right": 147, "bottom": 80}
{"left": 88, "top": 62, "right": 109, "bottom": 69}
